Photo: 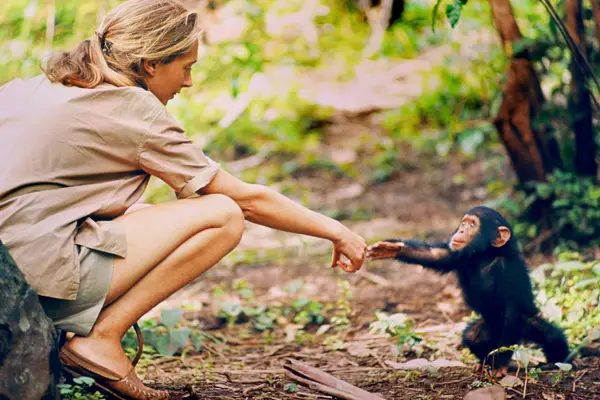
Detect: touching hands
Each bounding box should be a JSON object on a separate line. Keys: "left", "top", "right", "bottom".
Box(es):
{"left": 366, "top": 241, "right": 405, "bottom": 260}
{"left": 330, "top": 228, "right": 367, "bottom": 273}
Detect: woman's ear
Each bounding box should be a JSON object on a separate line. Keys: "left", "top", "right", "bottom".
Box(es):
{"left": 142, "top": 59, "right": 157, "bottom": 76}
{"left": 492, "top": 226, "right": 511, "bottom": 247}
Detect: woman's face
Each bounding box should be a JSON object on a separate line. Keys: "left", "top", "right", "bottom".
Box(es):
{"left": 145, "top": 40, "right": 198, "bottom": 105}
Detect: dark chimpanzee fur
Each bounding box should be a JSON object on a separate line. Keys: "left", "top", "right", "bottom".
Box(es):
{"left": 381, "top": 206, "right": 569, "bottom": 370}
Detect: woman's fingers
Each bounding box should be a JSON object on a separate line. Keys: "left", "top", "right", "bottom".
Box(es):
{"left": 330, "top": 248, "right": 341, "bottom": 269}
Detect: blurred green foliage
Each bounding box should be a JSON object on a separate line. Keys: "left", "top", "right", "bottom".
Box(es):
{"left": 2, "top": 0, "right": 600, "bottom": 249}
{"left": 499, "top": 171, "right": 600, "bottom": 250}
{"left": 531, "top": 253, "right": 600, "bottom": 345}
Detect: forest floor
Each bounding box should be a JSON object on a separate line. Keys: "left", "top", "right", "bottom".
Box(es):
{"left": 128, "top": 115, "right": 600, "bottom": 400}
{"left": 123, "top": 25, "right": 600, "bottom": 400}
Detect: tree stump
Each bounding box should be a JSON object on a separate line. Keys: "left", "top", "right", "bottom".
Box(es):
{"left": 0, "top": 240, "right": 60, "bottom": 400}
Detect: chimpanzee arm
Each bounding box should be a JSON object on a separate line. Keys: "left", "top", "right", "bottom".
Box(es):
{"left": 392, "top": 239, "right": 458, "bottom": 273}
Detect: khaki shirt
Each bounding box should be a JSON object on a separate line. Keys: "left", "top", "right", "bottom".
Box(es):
{"left": 0, "top": 75, "right": 219, "bottom": 300}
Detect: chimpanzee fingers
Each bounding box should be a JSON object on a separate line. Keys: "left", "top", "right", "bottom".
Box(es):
{"left": 491, "top": 367, "right": 508, "bottom": 378}
{"left": 367, "top": 241, "right": 404, "bottom": 252}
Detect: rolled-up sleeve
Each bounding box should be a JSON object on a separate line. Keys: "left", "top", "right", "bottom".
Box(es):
{"left": 138, "top": 108, "right": 220, "bottom": 198}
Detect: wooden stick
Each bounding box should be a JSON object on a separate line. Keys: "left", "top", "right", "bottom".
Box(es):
{"left": 284, "top": 359, "right": 384, "bottom": 400}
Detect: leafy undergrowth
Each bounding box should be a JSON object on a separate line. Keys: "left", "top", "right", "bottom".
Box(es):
{"left": 62, "top": 253, "right": 600, "bottom": 400}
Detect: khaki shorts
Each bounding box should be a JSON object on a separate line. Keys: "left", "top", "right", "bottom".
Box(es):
{"left": 38, "top": 245, "right": 114, "bottom": 336}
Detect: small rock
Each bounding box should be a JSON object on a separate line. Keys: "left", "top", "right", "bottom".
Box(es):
{"left": 464, "top": 385, "right": 505, "bottom": 400}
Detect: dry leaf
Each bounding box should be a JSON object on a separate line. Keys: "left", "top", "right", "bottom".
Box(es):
{"left": 499, "top": 375, "right": 523, "bottom": 388}
{"left": 346, "top": 342, "right": 371, "bottom": 358}
{"left": 384, "top": 358, "right": 465, "bottom": 370}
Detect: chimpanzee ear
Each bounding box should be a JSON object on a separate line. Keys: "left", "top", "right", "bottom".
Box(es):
{"left": 492, "top": 226, "right": 511, "bottom": 247}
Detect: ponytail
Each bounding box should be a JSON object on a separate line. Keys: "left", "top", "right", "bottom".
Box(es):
{"left": 44, "top": 39, "right": 104, "bottom": 88}
{"left": 42, "top": 0, "right": 201, "bottom": 90}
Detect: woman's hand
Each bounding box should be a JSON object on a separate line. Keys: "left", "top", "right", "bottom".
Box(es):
{"left": 330, "top": 228, "right": 367, "bottom": 272}
{"left": 366, "top": 241, "right": 405, "bottom": 260}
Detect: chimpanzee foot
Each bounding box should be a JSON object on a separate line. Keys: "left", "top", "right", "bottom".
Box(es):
{"left": 490, "top": 366, "right": 508, "bottom": 377}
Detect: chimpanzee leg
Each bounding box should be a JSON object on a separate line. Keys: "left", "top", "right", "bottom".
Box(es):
{"left": 462, "top": 318, "right": 512, "bottom": 369}
{"left": 522, "top": 314, "right": 569, "bottom": 363}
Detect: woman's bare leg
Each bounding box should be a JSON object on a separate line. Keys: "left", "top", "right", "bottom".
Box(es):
{"left": 65, "top": 194, "right": 245, "bottom": 376}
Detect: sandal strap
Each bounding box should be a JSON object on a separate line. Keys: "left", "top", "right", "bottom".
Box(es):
{"left": 132, "top": 322, "right": 144, "bottom": 368}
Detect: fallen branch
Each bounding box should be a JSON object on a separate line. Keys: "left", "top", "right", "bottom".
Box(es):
{"left": 284, "top": 359, "right": 385, "bottom": 400}
{"left": 573, "top": 369, "right": 588, "bottom": 392}
{"left": 524, "top": 229, "right": 557, "bottom": 253}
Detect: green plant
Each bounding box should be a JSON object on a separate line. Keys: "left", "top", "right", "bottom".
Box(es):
{"left": 499, "top": 171, "right": 600, "bottom": 250}
{"left": 470, "top": 380, "right": 492, "bottom": 389}
{"left": 368, "top": 312, "right": 422, "bottom": 349}
{"left": 432, "top": 0, "right": 469, "bottom": 31}
{"left": 291, "top": 298, "right": 327, "bottom": 326}
{"left": 530, "top": 255, "right": 600, "bottom": 344}
{"left": 330, "top": 280, "right": 353, "bottom": 329}
{"left": 122, "top": 309, "right": 215, "bottom": 358}
{"left": 551, "top": 362, "right": 573, "bottom": 385}
{"left": 58, "top": 377, "right": 105, "bottom": 400}
{"left": 283, "top": 383, "right": 298, "bottom": 393}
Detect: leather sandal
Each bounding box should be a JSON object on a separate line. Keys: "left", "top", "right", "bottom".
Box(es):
{"left": 60, "top": 323, "right": 169, "bottom": 400}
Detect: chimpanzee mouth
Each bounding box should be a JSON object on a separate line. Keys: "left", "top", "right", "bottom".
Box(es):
{"left": 451, "top": 240, "right": 465, "bottom": 248}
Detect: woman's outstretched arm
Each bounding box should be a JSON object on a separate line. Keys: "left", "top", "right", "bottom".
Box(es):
{"left": 199, "top": 169, "right": 366, "bottom": 272}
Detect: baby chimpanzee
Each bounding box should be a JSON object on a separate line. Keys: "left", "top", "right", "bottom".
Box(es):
{"left": 367, "top": 206, "right": 569, "bottom": 376}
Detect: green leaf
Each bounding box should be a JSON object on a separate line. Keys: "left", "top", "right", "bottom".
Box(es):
{"left": 572, "top": 277, "right": 600, "bottom": 290}
{"left": 191, "top": 332, "right": 205, "bottom": 351}
{"left": 73, "top": 376, "right": 96, "bottom": 386}
{"left": 511, "top": 37, "right": 536, "bottom": 57}
{"left": 552, "top": 199, "right": 571, "bottom": 208}
{"left": 155, "top": 333, "right": 177, "bottom": 356}
{"left": 431, "top": 0, "right": 444, "bottom": 32}
{"left": 161, "top": 308, "right": 183, "bottom": 328}
{"left": 513, "top": 348, "right": 530, "bottom": 368}
{"left": 231, "top": 74, "right": 240, "bottom": 98}
{"left": 445, "top": 0, "right": 467, "bottom": 28}
{"left": 170, "top": 328, "right": 191, "bottom": 348}
{"left": 284, "top": 383, "right": 298, "bottom": 393}
{"left": 555, "top": 362, "right": 573, "bottom": 372}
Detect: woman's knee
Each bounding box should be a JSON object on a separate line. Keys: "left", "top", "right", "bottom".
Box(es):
{"left": 197, "top": 194, "right": 245, "bottom": 237}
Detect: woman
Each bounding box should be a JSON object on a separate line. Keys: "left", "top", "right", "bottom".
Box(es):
{"left": 0, "top": 0, "right": 366, "bottom": 398}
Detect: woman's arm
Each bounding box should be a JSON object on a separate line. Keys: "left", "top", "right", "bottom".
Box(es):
{"left": 199, "top": 169, "right": 366, "bottom": 272}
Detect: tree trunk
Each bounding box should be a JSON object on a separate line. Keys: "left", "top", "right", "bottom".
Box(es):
{"left": 566, "top": 0, "right": 597, "bottom": 177}
{"left": 489, "top": 0, "right": 560, "bottom": 184}
{"left": 0, "top": 241, "right": 61, "bottom": 400}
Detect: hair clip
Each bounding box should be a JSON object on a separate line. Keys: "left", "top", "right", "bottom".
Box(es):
{"left": 95, "top": 31, "right": 112, "bottom": 56}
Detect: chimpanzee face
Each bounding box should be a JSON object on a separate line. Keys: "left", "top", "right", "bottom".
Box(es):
{"left": 450, "top": 214, "right": 481, "bottom": 251}
{"left": 449, "top": 207, "right": 512, "bottom": 253}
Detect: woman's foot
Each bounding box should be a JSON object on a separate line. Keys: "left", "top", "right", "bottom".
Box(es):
{"left": 65, "top": 333, "right": 132, "bottom": 377}
{"left": 60, "top": 333, "right": 170, "bottom": 400}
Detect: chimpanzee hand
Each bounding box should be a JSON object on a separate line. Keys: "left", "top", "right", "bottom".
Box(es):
{"left": 366, "top": 241, "right": 405, "bottom": 260}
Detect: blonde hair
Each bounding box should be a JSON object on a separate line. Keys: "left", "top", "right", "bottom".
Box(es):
{"left": 44, "top": 0, "right": 201, "bottom": 89}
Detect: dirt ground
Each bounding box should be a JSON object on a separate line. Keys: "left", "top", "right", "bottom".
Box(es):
{"left": 103, "top": 26, "right": 598, "bottom": 398}
{"left": 140, "top": 247, "right": 600, "bottom": 400}
{"left": 121, "top": 123, "right": 600, "bottom": 400}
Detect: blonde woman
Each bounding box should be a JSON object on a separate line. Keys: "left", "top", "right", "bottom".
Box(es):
{"left": 0, "top": 0, "right": 366, "bottom": 398}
